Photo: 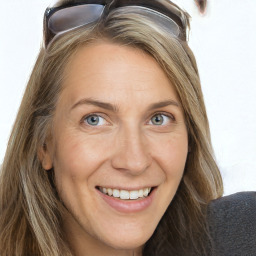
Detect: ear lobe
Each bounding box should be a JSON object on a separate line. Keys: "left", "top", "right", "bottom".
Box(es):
{"left": 38, "top": 143, "right": 53, "bottom": 170}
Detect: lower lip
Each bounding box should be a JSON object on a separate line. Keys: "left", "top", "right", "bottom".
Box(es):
{"left": 97, "top": 188, "right": 157, "bottom": 213}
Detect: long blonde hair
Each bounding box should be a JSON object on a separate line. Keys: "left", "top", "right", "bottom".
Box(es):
{"left": 0, "top": 1, "right": 223, "bottom": 255}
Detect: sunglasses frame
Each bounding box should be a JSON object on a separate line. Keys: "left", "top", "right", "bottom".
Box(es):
{"left": 44, "top": 0, "right": 187, "bottom": 48}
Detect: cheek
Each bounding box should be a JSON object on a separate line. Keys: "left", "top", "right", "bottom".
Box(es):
{"left": 52, "top": 131, "right": 110, "bottom": 188}
{"left": 148, "top": 133, "right": 188, "bottom": 216}
{"left": 152, "top": 133, "right": 188, "bottom": 177}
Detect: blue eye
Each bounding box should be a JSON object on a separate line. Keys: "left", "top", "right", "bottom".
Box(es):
{"left": 84, "top": 115, "right": 105, "bottom": 126}
{"left": 149, "top": 114, "right": 172, "bottom": 125}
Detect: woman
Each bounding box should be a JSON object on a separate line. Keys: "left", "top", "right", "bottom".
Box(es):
{"left": 0, "top": 0, "right": 223, "bottom": 255}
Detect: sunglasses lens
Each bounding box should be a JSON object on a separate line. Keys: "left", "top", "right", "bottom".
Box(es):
{"left": 116, "top": 6, "right": 180, "bottom": 37}
{"left": 48, "top": 4, "right": 104, "bottom": 34}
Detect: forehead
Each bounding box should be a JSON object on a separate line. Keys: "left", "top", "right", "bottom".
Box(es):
{"left": 60, "top": 41, "right": 180, "bottom": 107}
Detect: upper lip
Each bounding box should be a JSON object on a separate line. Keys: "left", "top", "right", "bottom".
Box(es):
{"left": 96, "top": 185, "right": 157, "bottom": 191}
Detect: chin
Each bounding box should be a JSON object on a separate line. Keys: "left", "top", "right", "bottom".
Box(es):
{"left": 104, "top": 236, "right": 147, "bottom": 251}
{"left": 98, "top": 226, "right": 153, "bottom": 251}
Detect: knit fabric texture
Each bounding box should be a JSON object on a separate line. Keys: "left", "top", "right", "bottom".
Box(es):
{"left": 207, "top": 191, "right": 256, "bottom": 256}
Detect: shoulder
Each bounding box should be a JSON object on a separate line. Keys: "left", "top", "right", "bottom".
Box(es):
{"left": 209, "top": 191, "right": 256, "bottom": 217}
{"left": 207, "top": 192, "right": 256, "bottom": 256}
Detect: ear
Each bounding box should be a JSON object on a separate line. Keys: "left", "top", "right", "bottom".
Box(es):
{"left": 38, "top": 143, "right": 53, "bottom": 170}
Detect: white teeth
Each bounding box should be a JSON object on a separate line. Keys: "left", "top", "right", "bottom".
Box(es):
{"left": 138, "top": 189, "right": 144, "bottom": 198}
{"left": 143, "top": 188, "right": 149, "bottom": 197}
{"left": 107, "top": 188, "right": 113, "bottom": 196}
{"left": 99, "top": 187, "right": 152, "bottom": 200}
{"left": 130, "top": 190, "right": 139, "bottom": 200}
{"left": 120, "top": 190, "right": 130, "bottom": 200}
{"left": 112, "top": 189, "right": 120, "bottom": 198}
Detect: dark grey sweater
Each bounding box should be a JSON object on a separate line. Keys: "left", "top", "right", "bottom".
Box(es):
{"left": 207, "top": 192, "right": 256, "bottom": 256}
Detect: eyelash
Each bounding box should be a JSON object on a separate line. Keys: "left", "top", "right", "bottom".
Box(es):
{"left": 81, "top": 112, "right": 176, "bottom": 127}
{"left": 81, "top": 113, "right": 109, "bottom": 126}
{"left": 148, "top": 112, "right": 176, "bottom": 126}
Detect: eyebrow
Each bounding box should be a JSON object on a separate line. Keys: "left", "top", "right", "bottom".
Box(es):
{"left": 71, "top": 98, "right": 119, "bottom": 112}
{"left": 70, "top": 98, "right": 180, "bottom": 112}
{"left": 148, "top": 100, "right": 180, "bottom": 110}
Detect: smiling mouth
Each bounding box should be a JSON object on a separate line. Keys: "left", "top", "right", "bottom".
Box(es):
{"left": 96, "top": 186, "right": 155, "bottom": 200}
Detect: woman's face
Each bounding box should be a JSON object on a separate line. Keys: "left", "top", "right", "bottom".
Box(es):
{"left": 43, "top": 42, "right": 188, "bottom": 255}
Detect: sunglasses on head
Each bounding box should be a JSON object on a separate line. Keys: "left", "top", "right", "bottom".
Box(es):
{"left": 44, "top": 0, "right": 187, "bottom": 48}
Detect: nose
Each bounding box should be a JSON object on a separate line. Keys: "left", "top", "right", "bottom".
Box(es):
{"left": 111, "top": 126, "right": 152, "bottom": 175}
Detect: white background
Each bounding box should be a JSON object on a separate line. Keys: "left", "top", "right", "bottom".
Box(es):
{"left": 0, "top": 0, "right": 255, "bottom": 195}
